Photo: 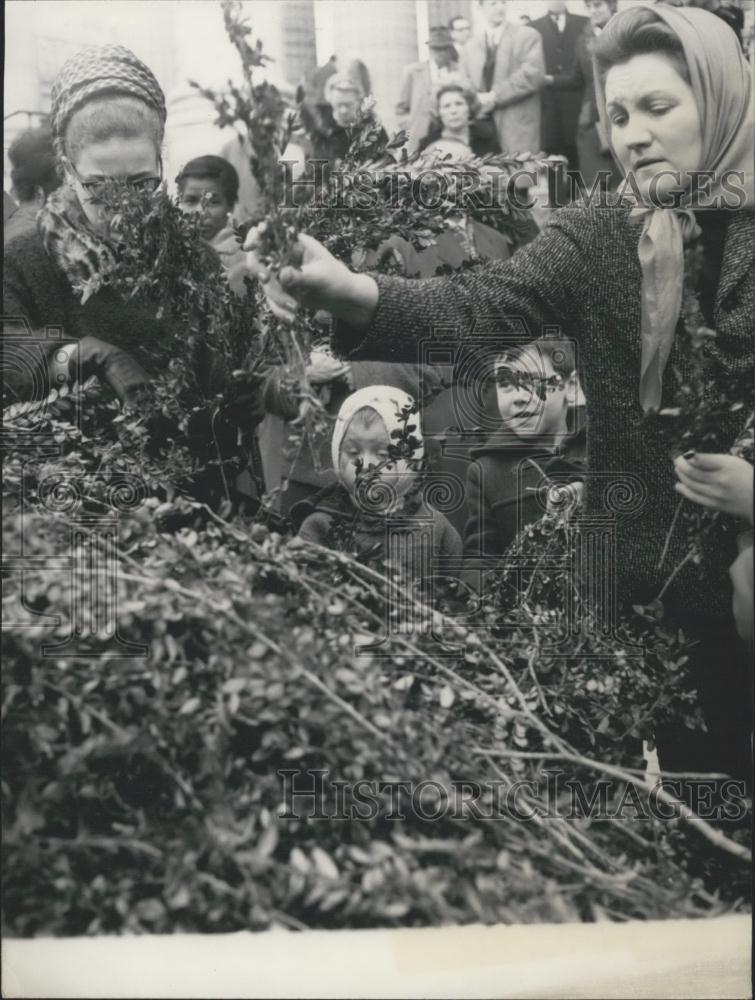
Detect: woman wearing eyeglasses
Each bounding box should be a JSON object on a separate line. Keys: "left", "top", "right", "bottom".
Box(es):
{"left": 3, "top": 45, "right": 172, "bottom": 405}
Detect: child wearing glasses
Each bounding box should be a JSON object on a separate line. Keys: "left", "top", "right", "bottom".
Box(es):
{"left": 293, "top": 385, "right": 462, "bottom": 579}
{"left": 463, "top": 338, "right": 586, "bottom": 577}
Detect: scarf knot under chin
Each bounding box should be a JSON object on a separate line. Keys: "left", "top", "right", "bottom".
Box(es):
{"left": 37, "top": 185, "right": 116, "bottom": 305}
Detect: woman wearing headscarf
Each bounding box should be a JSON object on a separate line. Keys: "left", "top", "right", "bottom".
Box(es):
{"left": 3, "top": 45, "right": 208, "bottom": 405}
{"left": 248, "top": 6, "right": 754, "bottom": 780}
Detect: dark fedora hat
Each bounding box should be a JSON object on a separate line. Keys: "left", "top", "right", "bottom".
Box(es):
{"left": 427, "top": 26, "right": 455, "bottom": 49}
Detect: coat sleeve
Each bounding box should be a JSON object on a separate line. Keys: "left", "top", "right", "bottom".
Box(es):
{"left": 332, "top": 208, "right": 591, "bottom": 364}
{"left": 3, "top": 245, "right": 148, "bottom": 404}
{"left": 258, "top": 365, "right": 304, "bottom": 421}
{"left": 2, "top": 252, "right": 56, "bottom": 402}
{"left": 492, "top": 29, "right": 546, "bottom": 108}
{"left": 298, "top": 511, "right": 334, "bottom": 546}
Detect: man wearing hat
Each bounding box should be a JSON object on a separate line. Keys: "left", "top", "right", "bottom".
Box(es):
{"left": 395, "top": 26, "right": 462, "bottom": 155}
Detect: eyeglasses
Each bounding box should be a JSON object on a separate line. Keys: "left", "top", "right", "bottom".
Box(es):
{"left": 66, "top": 157, "right": 163, "bottom": 201}
{"left": 493, "top": 367, "right": 565, "bottom": 399}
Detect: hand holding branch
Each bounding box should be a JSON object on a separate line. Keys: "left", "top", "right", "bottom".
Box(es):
{"left": 673, "top": 453, "right": 754, "bottom": 523}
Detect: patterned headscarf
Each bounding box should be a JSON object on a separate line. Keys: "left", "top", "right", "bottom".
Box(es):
{"left": 38, "top": 184, "right": 117, "bottom": 304}
{"left": 50, "top": 43, "right": 166, "bottom": 142}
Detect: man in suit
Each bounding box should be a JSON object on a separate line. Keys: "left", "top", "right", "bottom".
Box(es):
{"left": 532, "top": 0, "right": 589, "bottom": 181}
{"left": 459, "top": 0, "right": 545, "bottom": 158}
{"left": 396, "top": 26, "right": 460, "bottom": 155}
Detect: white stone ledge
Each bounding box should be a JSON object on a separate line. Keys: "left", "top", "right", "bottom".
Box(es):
{"left": 2, "top": 913, "right": 751, "bottom": 999}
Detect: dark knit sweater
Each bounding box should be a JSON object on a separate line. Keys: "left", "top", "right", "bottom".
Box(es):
{"left": 3, "top": 228, "right": 217, "bottom": 397}
{"left": 333, "top": 205, "right": 755, "bottom": 625}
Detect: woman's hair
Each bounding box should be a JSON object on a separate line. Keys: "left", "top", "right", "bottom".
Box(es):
{"left": 592, "top": 6, "right": 690, "bottom": 84}
{"left": 178, "top": 155, "right": 240, "bottom": 206}
{"left": 61, "top": 94, "right": 164, "bottom": 165}
{"left": 435, "top": 82, "right": 477, "bottom": 115}
{"left": 8, "top": 125, "right": 60, "bottom": 202}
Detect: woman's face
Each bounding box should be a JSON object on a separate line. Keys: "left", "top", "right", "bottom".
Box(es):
{"left": 66, "top": 134, "right": 160, "bottom": 233}
{"left": 585, "top": 0, "right": 613, "bottom": 29}
{"left": 604, "top": 53, "right": 703, "bottom": 203}
{"left": 438, "top": 91, "right": 469, "bottom": 132}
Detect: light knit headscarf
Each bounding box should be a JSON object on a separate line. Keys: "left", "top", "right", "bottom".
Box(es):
{"left": 331, "top": 386, "right": 425, "bottom": 506}
{"left": 50, "top": 44, "right": 166, "bottom": 142}
{"left": 593, "top": 6, "right": 754, "bottom": 413}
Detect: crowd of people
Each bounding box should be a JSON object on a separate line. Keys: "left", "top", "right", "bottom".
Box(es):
{"left": 2, "top": 0, "right": 753, "bottom": 785}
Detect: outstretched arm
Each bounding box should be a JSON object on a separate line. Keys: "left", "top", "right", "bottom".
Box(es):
{"left": 332, "top": 211, "right": 589, "bottom": 364}
{"left": 243, "top": 209, "right": 590, "bottom": 364}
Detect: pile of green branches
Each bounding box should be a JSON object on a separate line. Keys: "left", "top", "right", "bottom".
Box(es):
{"left": 2, "top": 386, "right": 751, "bottom": 935}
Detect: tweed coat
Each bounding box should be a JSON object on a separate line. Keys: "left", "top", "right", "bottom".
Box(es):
{"left": 333, "top": 205, "right": 755, "bottom": 626}
{"left": 459, "top": 23, "right": 546, "bottom": 155}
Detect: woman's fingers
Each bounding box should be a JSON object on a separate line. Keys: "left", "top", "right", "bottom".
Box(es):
{"left": 674, "top": 481, "right": 720, "bottom": 509}
{"left": 242, "top": 221, "right": 267, "bottom": 252}
{"left": 278, "top": 264, "right": 304, "bottom": 291}
{"left": 288, "top": 241, "right": 305, "bottom": 268}
{"left": 675, "top": 467, "right": 721, "bottom": 499}
{"left": 687, "top": 452, "right": 726, "bottom": 471}
{"left": 242, "top": 249, "right": 271, "bottom": 285}
{"left": 674, "top": 454, "right": 721, "bottom": 486}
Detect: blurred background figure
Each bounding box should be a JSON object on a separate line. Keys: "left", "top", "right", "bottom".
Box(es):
{"left": 312, "top": 72, "right": 366, "bottom": 164}
{"left": 300, "top": 49, "right": 371, "bottom": 135}
{"left": 449, "top": 13, "right": 472, "bottom": 56}
{"left": 532, "top": 0, "right": 589, "bottom": 202}
{"left": 177, "top": 154, "right": 243, "bottom": 270}
{"left": 520, "top": 15, "right": 534, "bottom": 27}
{"left": 459, "top": 0, "right": 545, "bottom": 160}
{"left": 396, "top": 25, "right": 460, "bottom": 154}
{"left": 4, "top": 124, "right": 59, "bottom": 244}
{"left": 571, "top": 0, "right": 621, "bottom": 195}
{"left": 420, "top": 81, "right": 500, "bottom": 156}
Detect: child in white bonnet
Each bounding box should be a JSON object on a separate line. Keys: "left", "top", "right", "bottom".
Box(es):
{"left": 294, "top": 385, "right": 462, "bottom": 578}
